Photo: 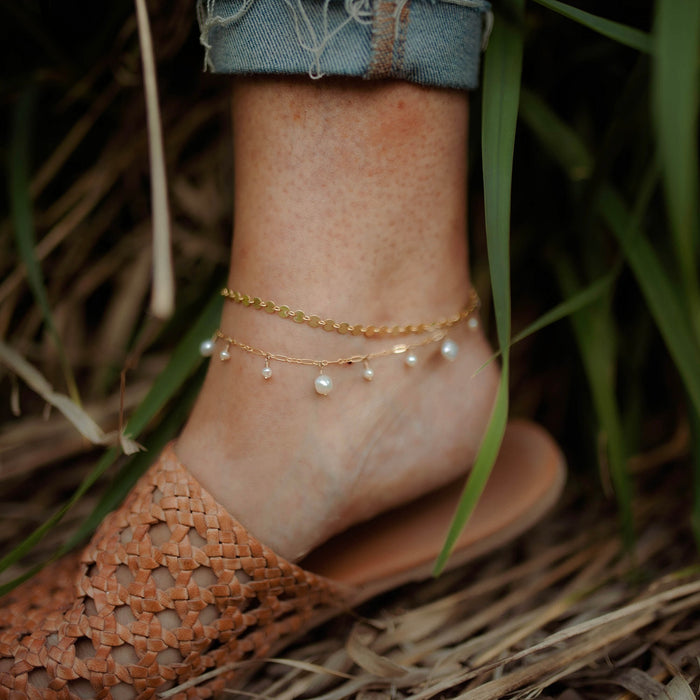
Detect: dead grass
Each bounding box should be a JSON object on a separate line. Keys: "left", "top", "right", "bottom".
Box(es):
{"left": 233, "top": 467, "right": 700, "bottom": 700}
{"left": 2, "top": 433, "right": 696, "bottom": 698}
{"left": 0, "top": 2, "right": 697, "bottom": 698}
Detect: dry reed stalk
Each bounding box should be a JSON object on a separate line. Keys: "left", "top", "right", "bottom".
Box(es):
{"left": 134, "top": 0, "right": 174, "bottom": 319}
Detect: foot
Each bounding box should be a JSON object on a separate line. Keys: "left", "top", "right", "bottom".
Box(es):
{"left": 176, "top": 300, "right": 499, "bottom": 561}
{"left": 175, "top": 78, "right": 499, "bottom": 562}
{"left": 0, "top": 313, "right": 501, "bottom": 699}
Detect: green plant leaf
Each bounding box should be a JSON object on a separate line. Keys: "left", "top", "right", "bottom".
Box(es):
{"left": 434, "top": 0, "right": 524, "bottom": 574}
{"left": 555, "top": 258, "right": 633, "bottom": 547}
{"left": 519, "top": 76, "right": 700, "bottom": 542}
{"left": 478, "top": 271, "right": 618, "bottom": 372}
{"left": 598, "top": 185, "right": 700, "bottom": 419}
{"left": 120, "top": 295, "right": 222, "bottom": 438}
{"left": 511, "top": 270, "right": 618, "bottom": 346}
{"left": 8, "top": 86, "right": 81, "bottom": 404}
{"left": 433, "top": 369, "right": 510, "bottom": 575}
{"left": 690, "top": 408, "right": 700, "bottom": 548}
{"left": 481, "top": 9, "right": 524, "bottom": 352}
{"left": 519, "top": 90, "right": 593, "bottom": 181}
{"left": 598, "top": 178, "right": 700, "bottom": 544}
{"left": 651, "top": 0, "right": 700, "bottom": 343}
{"left": 531, "top": 0, "right": 652, "bottom": 53}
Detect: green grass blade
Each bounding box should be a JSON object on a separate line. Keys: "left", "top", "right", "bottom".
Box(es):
{"left": 9, "top": 87, "right": 81, "bottom": 404}
{"left": 520, "top": 81, "right": 700, "bottom": 538}
{"left": 531, "top": 0, "right": 652, "bottom": 53}
{"left": 0, "top": 294, "right": 222, "bottom": 590}
{"left": 478, "top": 272, "right": 618, "bottom": 372}
{"left": 0, "top": 451, "right": 116, "bottom": 587}
{"left": 651, "top": 0, "right": 700, "bottom": 343}
{"left": 434, "top": 0, "right": 524, "bottom": 574}
{"left": 481, "top": 5, "right": 524, "bottom": 352}
{"left": 690, "top": 408, "right": 700, "bottom": 547}
{"left": 433, "top": 370, "right": 510, "bottom": 575}
{"left": 598, "top": 185, "right": 700, "bottom": 419}
{"left": 556, "top": 260, "right": 633, "bottom": 548}
{"left": 518, "top": 75, "right": 653, "bottom": 546}
{"left": 519, "top": 90, "right": 593, "bottom": 181}
{"left": 511, "top": 270, "right": 617, "bottom": 347}
{"left": 599, "top": 180, "right": 700, "bottom": 547}
{"left": 120, "top": 296, "right": 222, "bottom": 437}
{"left": 519, "top": 86, "right": 592, "bottom": 181}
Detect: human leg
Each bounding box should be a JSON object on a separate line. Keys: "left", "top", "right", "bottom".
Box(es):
{"left": 176, "top": 75, "right": 500, "bottom": 561}
{"left": 0, "top": 2, "right": 566, "bottom": 697}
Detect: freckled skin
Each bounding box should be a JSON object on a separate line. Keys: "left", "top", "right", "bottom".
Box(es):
{"left": 230, "top": 78, "right": 469, "bottom": 317}
{"left": 176, "top": 76, "right": 498, "bottom": 560}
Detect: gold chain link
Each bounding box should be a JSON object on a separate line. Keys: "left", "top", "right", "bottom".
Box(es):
{"left": 215, "top": 329, "right": 449, "bottom": 368}
{"left": 221, "top": 288, "right": 480, "bottom": 337}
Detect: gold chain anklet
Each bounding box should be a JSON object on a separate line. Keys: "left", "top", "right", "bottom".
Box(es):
{"left": 221, "top": 288, "right": 480, "bottom": 338}
{"left": 200, "top": 296, "right": 481, "bottom": 396}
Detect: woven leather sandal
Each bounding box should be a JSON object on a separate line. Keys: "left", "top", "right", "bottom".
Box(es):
{"left": 0, "top": 419, "right": 564, "bottom": 699}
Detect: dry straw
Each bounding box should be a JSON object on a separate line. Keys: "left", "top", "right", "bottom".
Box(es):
{"left": 1, "top": 2, "right": 699, "bottom": 698}
{"left": 135, "top": 0, "right": 174, "bottom": 319}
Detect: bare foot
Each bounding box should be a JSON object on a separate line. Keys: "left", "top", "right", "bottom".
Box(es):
{"left": 176, "top": 307, "right": 499, "bottom": 560}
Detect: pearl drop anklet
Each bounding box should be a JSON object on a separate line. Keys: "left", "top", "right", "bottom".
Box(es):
{"left": 200, "top": 292, "right": 481, "bottom": 396}
{"left": 200, "top": 328, "right": 478, "bottom": 396}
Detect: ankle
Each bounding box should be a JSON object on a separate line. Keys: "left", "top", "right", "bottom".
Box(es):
{"left": 176, "top": 296, "right": 498, "bottom": 560}
{"left": 229, "top": 78, "right": 472, "bottom": 324}
{"left": 202, "top": 284, "right": 481, "bottom": 395}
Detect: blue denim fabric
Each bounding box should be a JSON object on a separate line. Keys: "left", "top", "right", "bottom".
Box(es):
{"left": 197, "top": 0, "right": 492, "bottom": 90}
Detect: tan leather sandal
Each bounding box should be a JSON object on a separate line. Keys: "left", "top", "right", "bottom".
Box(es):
{"left": 0, "top": 419, "right": 564, "bottom": 699}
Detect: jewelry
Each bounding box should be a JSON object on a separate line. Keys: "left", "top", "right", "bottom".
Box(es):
{"left": 220, "top": 288, "right": 480, "bottom": 338}
{"left": 199, "top": 291, "right": 481, "bottom": 396}
{"left": 200, "top": 329, "right": 467, "bottom": 396}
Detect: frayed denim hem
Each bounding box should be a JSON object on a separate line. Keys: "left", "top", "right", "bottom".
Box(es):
{"left": 197, "top": 0, "right": 492, "bottom": 90}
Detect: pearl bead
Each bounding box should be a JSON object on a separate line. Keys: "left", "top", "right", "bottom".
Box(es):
{"left": 219, "top": 349, "right": 231, "bottom": 361}
{"left": 262, "top": 366, "right": 273, "bottom": 380}
{"left": 314, "top": 374, "right": 333, "bottom": 396}
{"left": 405, "top": 352, "right": 418, "bottom": 368}
{"left": 441, "top": 338, "right": 459, "bottom": 362}
{"left": 363, "top": 366, "right": 374, "bottom": 381}
{"left": 468, "top": 317, "right": 479, "bottom": 330}
{"left": 199, "top": 339, "right": 215, "bottom": 357}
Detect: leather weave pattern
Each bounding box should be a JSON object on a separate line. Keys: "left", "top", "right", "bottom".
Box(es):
{"left": 0, "top": 445, "right": 344, "bottom": 699}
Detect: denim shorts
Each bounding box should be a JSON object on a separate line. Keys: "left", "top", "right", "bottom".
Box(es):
{"left": 197, "top": 0, "right": 492, "bottom": 90}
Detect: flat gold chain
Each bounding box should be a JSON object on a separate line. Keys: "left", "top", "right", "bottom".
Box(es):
{"left": 221, "top": 287, "right": 480, "bottom": 337}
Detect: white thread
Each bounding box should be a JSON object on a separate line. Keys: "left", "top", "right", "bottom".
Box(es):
{"left": 393, "top": 0, "right": 410, "bottom": 42}
{"left": 283, "top": 0, "right": 357, "bottom": 79}
{"left": 481, "top": 9, "right": 494, "bottom": 51}
{"left": 197, "top": 0, "right": 257, "bottom": 71}
{"left": 345, "top": 0, "right": 373, "bottom": 24}
{"left": 197, "top": 0, "right": 491, "bottom": 76}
